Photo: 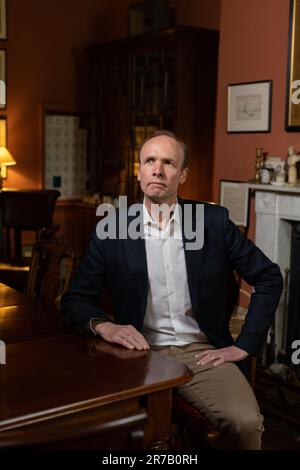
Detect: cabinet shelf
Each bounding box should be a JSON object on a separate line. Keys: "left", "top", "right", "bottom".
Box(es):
{"left": 86, "top": 26, "right": 219, "bottom": 203}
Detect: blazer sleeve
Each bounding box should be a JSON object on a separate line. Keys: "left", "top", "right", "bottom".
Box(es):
{"left": 223, "top": 208, "right": 283, "bottom": 355}
{"left": 61, "top": 230, "right": 110, "bottom": 333}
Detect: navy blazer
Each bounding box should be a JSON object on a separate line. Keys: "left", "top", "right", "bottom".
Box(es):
{"left": 61, "top": 199, "right": 283, "bottom": 356}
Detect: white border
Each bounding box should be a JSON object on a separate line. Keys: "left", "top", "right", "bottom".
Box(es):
{"left": 220, "top": 181, "right": 249, "bottom": 227}
{"left": 227, "top": 81, "right": 271, "bottom": 132}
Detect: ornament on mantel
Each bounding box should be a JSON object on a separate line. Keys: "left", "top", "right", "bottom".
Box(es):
{"left": 286, "top": 145, "right": 300, "bottom": 185}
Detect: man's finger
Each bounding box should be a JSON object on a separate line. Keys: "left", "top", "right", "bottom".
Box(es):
{"left": 135, "top": 331, "right": 150, "bottom": 349}
{"left": 196, "top": 353, "right": 217, "bottom": 365}
{"left": 213, "top": 358, "right": 224, "bottom": 366}
{"left": 127, "top": 326, "right": 150, "bottom": 349}
{"left": 195, "top": 350, "right": 212, "bottom": 359}
{"left": 126, "top": 334, "right": 145, "bottom": 350}
{"left": 119, "top": 338, "right": 135, "bottom": 350}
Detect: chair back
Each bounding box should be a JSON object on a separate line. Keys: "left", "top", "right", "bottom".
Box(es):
{"left": 0, "top": 189, "right": 60, "bottom": 261}
{"left": 26, "top": 237, "right": 78, "bottom": 308}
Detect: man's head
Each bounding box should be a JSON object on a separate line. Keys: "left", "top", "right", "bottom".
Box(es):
{"left": 137, "top": 130, "right": 188, "bottom": 206}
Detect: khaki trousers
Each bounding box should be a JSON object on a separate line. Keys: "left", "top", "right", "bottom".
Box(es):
{"left": 153, "top": 341, "right": 264, "bottom": 450}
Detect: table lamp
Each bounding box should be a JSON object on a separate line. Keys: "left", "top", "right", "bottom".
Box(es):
{"left": 0, "top": 147, "right": 16, "bottom": 190}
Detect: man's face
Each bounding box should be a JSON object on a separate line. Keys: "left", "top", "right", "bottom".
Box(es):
{"left": 138, "top": 135, "right": 188, "bottom": 205}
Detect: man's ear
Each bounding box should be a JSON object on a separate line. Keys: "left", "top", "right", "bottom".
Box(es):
{"left": 137, "top": 162, "right": 141, "bottom": 181}
{"left": 179, "top": 167, "right": 188, "bottom": 184}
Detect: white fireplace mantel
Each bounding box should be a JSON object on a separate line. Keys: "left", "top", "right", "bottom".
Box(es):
{"left": 248, "top": 183, "right": 300, "bottom": 352}
{"left": 248, "top": 182, "right": 300, "bottom": 195}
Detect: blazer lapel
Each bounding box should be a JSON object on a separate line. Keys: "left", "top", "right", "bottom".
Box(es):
{"left": 123, "top": 218, "right": 148, "bottom": 318}
{"left": 179, "top": 198, "right": 204, "bottom": 314}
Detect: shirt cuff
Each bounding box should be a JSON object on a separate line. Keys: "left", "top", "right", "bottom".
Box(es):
{"left": 89, "top": 317, "right": 107, "bottom": 336}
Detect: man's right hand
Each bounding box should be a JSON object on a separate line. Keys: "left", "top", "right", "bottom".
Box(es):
{"left": 95, "top": 322, "right": 150, "bottom": 350}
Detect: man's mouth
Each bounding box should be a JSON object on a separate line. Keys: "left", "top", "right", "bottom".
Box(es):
{"left": 148, "top": 182, "right": 166, "bottom": 187}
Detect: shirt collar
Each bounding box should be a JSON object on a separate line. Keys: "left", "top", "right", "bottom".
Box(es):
{"left": 142, "top": 199, "right": 181, "bottom": 227}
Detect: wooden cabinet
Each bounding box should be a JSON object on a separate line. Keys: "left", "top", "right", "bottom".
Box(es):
{"left": 86, "top": 26, "right": 219, "bottom": 203}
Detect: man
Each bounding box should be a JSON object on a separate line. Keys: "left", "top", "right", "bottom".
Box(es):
{"left": 61, "top": 130, "right": 283, "bottom": 449}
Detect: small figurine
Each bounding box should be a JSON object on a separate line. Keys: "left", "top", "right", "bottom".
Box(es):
{"left": 287, "top": 145, "right": 300, "bottom": 185}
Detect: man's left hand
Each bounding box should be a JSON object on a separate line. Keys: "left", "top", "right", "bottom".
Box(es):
{"left": 195, "top": 345, "right": 249, "bottom": 366}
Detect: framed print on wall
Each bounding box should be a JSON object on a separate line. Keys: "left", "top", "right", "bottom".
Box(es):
{"left": 0, "top": 0, "right": 6, "bottom": 40}
{"left": 286, "top": 0, "right": 300, "bottom": 130}
{"left": 0, "top": 115, "right": 6, "bottom": 146}
{"left": 0, "top": 49, "right": 6, "bottom": 109}
{"left": 227, "top": 80, "right": 272, "bottom": 133}
{"left": 219, "top": 180, "right": 250, "bottom": 228}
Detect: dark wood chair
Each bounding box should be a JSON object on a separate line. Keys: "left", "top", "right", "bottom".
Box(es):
{"left": 0, "top": 189, "right": 60, "bottom": 291}
{"left": 26, "top": 236, "right": 78, "bottom": 308}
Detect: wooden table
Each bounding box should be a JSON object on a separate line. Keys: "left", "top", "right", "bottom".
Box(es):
{"left": 0, "top": 284, "right": 68, "bottom": 344}
{"left": 0, "top": 335, "right": 191, "bottom": 450}
{"left": 0, "top": 282, "right": 27, "bottom": 308}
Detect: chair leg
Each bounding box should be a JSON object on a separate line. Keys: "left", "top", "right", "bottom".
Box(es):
{"left": 175, "top": 424, "right": 220, "bottom": 450}
{"left": 206, "top": 429, "right": 220, "bottom": 449}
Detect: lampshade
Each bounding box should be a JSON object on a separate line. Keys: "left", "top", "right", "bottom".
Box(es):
{"left": 0, "top": 147, "right": 16, "bottom": 167}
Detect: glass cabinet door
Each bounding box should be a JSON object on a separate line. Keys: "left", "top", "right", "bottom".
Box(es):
{"left": 128, "top": 48, "right": 177, "bottom": 201}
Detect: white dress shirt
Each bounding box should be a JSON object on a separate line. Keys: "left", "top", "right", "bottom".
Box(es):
{"left": 142, "top": 201, "right": 206, "bottom": 346}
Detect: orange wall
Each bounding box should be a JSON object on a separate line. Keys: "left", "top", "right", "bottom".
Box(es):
{"left": 213, "top": 0, "right": 296, "bottom": 306}
{"left": 4, "top": 0, "right": 220, "bottom": 191}
{"left": 213, "top": 0, "right": 296, "bottom": 202}
{"left": 5, "top": 0, "right": 136, "bottom": 190}
{"left": 171, "top": 0, "right": 220, "bottom": 30}
{"left": 6, "top": 0, "right": 292, "bottom": 203}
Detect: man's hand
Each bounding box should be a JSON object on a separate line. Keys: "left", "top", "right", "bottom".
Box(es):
{"left": 195, "top": 345, "right": 249, "bottom": 366}
{"left": 95, "top": 322, "right": 150, "bottom": 350}
{"left": 90, "top": 338, "right": 148, "bottom": 360}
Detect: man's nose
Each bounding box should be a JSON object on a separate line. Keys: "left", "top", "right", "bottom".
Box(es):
{"left": 152, "top": 161, "right": 164, "bottom": 177}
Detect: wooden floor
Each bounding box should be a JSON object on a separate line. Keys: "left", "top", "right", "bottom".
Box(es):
{"left": 256, "top": 366, "right": 300, "bottom": 450}
{"left": 262, "top": 416, "right": 300, "bottom": 450}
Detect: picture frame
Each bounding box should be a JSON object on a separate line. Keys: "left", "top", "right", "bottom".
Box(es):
{"left": 129, "top": 2, "right": 150, "bottom": 36}
{"left": 219, "top": 180, "right": 250, "bottom": 228}
{"left": 0, "top": 49, "right": 6, "bottom": 109}
{"left": 0, "top": 0, "right": 6, "bottom": 40}
{"left": 0, "top": 114, "right": 7, "bottom": 178}
{"left": 0, "top": 115, "right": 6, "bottom": 146}
{"left": 286, "top": 0, "right": 300, "bottom": 131}
{"left": 128, "top": 0, "right": 170, "bottom": 36}
{"left": 227, "top": 80, "right": 272, "bottom": 133}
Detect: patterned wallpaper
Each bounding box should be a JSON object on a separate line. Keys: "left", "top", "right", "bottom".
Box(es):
{"left": 45, "top": 115, "right": 87, "bottom": 198}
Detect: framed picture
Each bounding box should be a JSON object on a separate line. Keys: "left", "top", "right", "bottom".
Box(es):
{"left": 219, "top": 180, "right": 250, "bottom": 228}
{"left": 227, "top": 80, "right": 272, "bottom": 133}
{"left": 0, "top": 114, "right": 7, "bottom": 178}
{"left": 129, "top": 2, "right": 150, "bottom": 36}
{"left": 0, "top": 115, "right": 6, "bottom": 146}
{"left": 286, "top": 0, "right": 300, "bottom": 130}
{"left": 128, "top": 1, "right": 170, "bottom": 36}
{"left": 0, "top": 49, "right": 6, "bottom": 109}
{"left": 0, "top": 0, "right": 6, "bottom": 40}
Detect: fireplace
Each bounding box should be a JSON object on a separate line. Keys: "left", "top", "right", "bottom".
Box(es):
{"left": 286, "top": 222, "right": 300, "bottom": 356}
{"left": 254, "top": 185, "right": 300, "bottom": 363}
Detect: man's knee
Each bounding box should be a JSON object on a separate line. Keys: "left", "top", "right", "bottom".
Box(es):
{"left": 230, "top": 411, "right": 264, "bottom": 436}
{"left": 221, "top": 409, "right": 264, "bottom": 449}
